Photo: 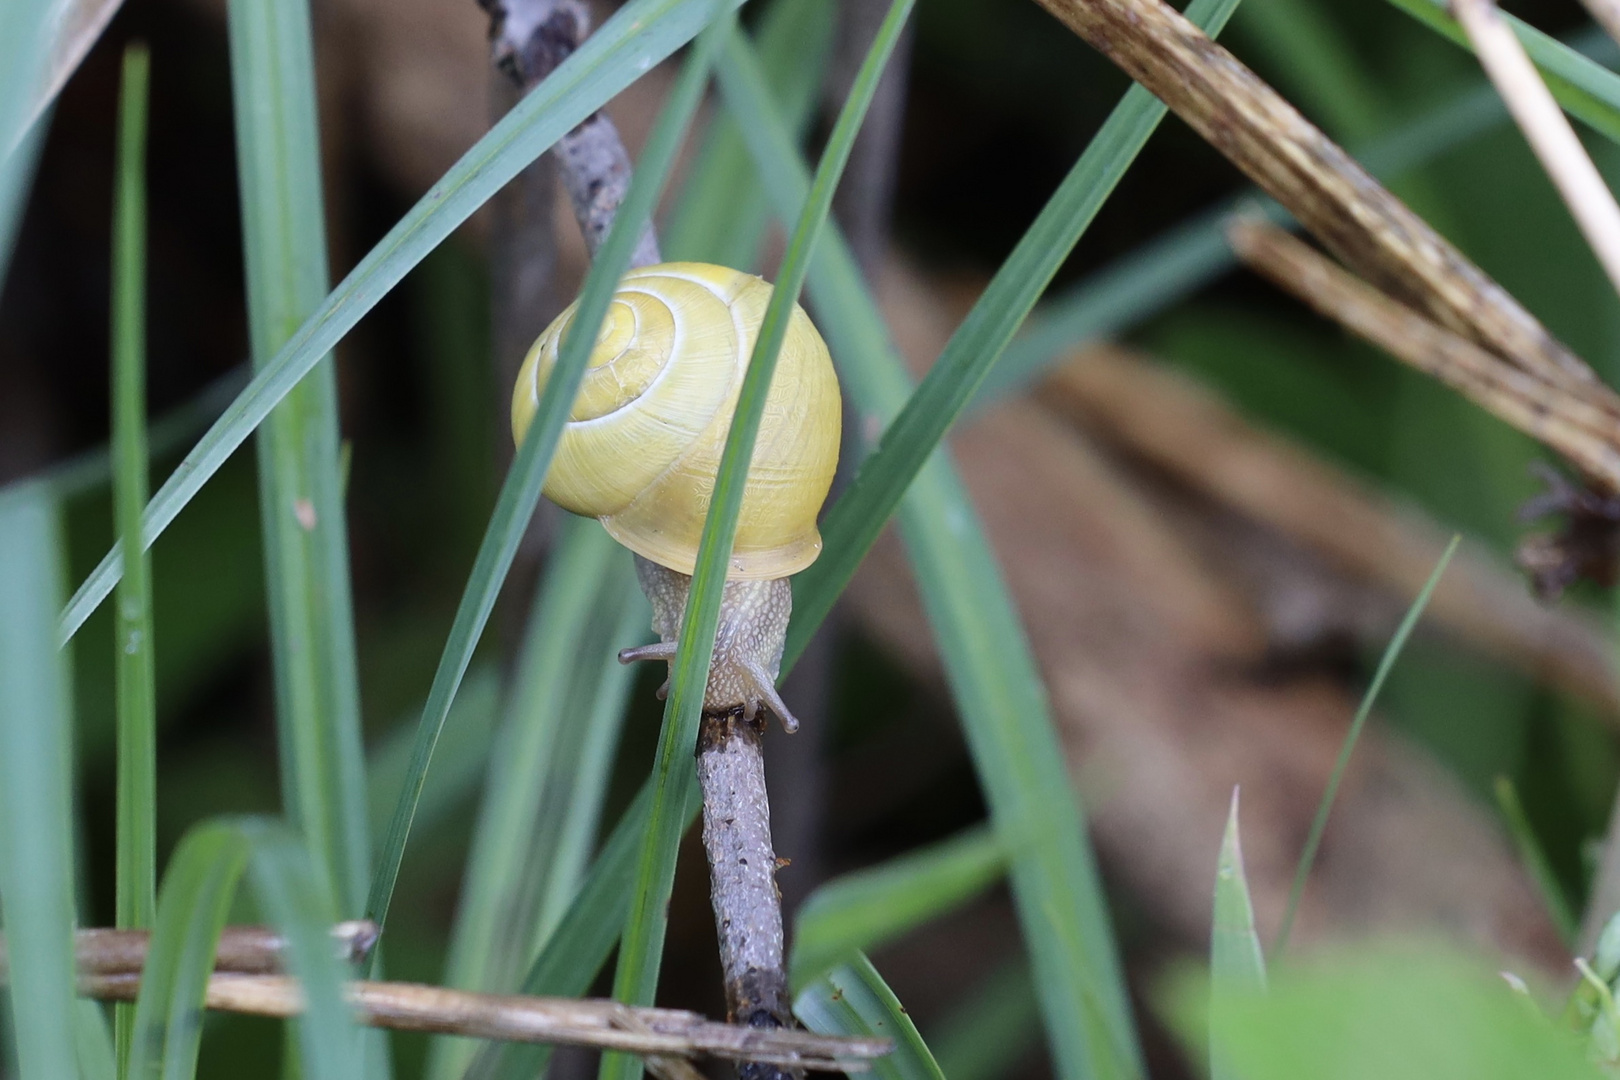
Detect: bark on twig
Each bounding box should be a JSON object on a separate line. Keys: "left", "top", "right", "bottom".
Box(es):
{"left": 0, "top": 921, "right": 380, "bottom": 978}
{"left": 1451, "top": 0, "right": 1620, "bottom": 298}
{"left": 481, "top": 0, "right": 660, "bottom": 265}
{"left": 1227, "top": 218, "right": 1620, "bottom": 491}
{"left": 1029, "top": 0, "right": 1606, "bottom": 400}
{"left": 77, "top": 972, "right": 886, "bottom": 1070}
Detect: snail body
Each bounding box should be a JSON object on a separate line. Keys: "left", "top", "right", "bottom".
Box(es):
{"left": 511, "top": 262, "right": 841, "bottom": 730}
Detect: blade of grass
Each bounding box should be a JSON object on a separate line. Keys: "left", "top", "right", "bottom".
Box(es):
{"left": 0, "top": 105, "right": 49, "bottom": 289}
{"left": 719, "top": 33, "right": 1144, "bottom": 1080}
{"left": 0, "top": 0, "right": 53, "bottom": 161}
{"left": 600, "top": 9, "right": 913, "bottom": 1078}
{"left": 426, "top": 520, "right": 639, "bottom": 1080}
{"left": 1211, "top": 788, "right": 1265, "bottom": 1080}
{"left": 110, "top": 43, "right": 157, "bottom": 1080}
{"left": 927, "top": 960, "right": 1042, "bottom": 1080}
{"left": 363, "top": 0, "right": 735, "bottom": 953}
{"left": 57, "top": 0, "right": 748, "bottom": 644}
{"left": 794, "top": 953, "right": 945, "bottom": 1080}
{"left": 790, "top": 826, "right": 1004, "bottom": 989}
{"left": 1271, "top": 535, "right": 1461, "bottom": 959}
{"left": 128, "top": 818, "right": 360, "bottom": 1080}
{"left": 226, "top": 0, "right": 371, "bottom": 917}
{"left": 784, "top": 0, "right": 1244, "bottom": 664}
{"left": 0, "top": 485, "right": 76, "bottom": 1080}
{"left": 76, "top": 1002, "right": 117, "bottom": 1080}
{"left": 1493, "top": 775, "right": 1579, "bottom": 945}
{"left": 662, "top": 0, "right": 835, "bottom": 267}
{"left": 365, "top": 667, "right": 501, "bottom": 844}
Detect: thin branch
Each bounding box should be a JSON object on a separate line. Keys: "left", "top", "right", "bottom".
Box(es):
{"left": 1029, "top": 0, "right": 1609, "bottom": 402}
{"left": 78, "top": 972, "right": 887, "bottom": 1071}
{"left": 1227, "top": 218, "right": 1620, "bottom": 490}
{"left": 0, "top": 921, "right": 380, "bottom": 978}
{"left": 1451, "top": 0, "right": 1620, "bottom": 299}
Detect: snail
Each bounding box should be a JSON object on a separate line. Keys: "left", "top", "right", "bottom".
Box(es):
{"left": 510, "top": 261, "right": 841, "bottom": 732}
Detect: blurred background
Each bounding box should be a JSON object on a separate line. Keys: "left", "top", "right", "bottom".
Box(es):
{"left": 4, "top": 0, "right": 1619, "bottom": 1074}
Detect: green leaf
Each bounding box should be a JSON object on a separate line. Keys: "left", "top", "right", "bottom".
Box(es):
{"left": 717, "top": 28, "right": 1150, "bottom": 1080}
{"left": 1382, "top": 0, "right": 1620, "bottom": 144}
{"left": 0, "top": 0, "right": 53, "bottom": 164}
{"left": 426, "top": 519, "right": 641, "bottom": 1080}
{"left": 1273, "top": 536, "right": 1460, "bottom": 959}
{"left": 791, "top": 826, "right": 1004, "bottom": 989}
{"left": 226, "top": 0, "right": 371, "bottom": 917}
{"left": 363, "top": 0, "right": 734, "bottom": 954}
{"left": 111, "top": 44, "right": 158, "bottom": 1079}
{"left": 0, "top": 487, "right": 77, "bottom": 1080}
{"left": 1169, "top": 946, "right": 1605, "bottom": 1080}
{"left": 57, "top": 0, "right": 748, "bottom": 645}
{"left": 601, "top": 11, "right": 913, "bottom": 1080}
{"left": 663, "top": 0, "right": 835, "bottom": 267}
{"left": 128, "top": 818, "right": 360, "bottom": 1080}
{"left": 785, "top": 0, "right": 1245, "bottom": 663}
{"left": 1211, "top": 789, "right": 1265, "bottom": 1080}
{"left": 76, "top": 1002, "right": 118, "bottom": 1080}
{"left": 365, "top": 667, "right": 501, "bottom": 844}
{"left": 795, "top": 953, "right": 945, "bottom": 1080}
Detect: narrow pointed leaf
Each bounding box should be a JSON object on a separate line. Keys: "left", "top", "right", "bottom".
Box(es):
{"left": 795, "top": 953, "right": 945, "bottom": 1080}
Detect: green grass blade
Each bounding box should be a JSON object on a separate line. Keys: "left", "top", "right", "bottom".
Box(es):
{"left": 1211, "top": 788, "right": 1265, "bottom": 1080}
{"left": 365, "top": 667, "right": 501, "bottom": 844}
{"left": 111, "top": 44, "right": 157, "bottom": 1080}
{"left": 226, "top": 0, "right": 371, "bottom": 917}
{"left": 785, "top": 0, "right": 1243, "bottom": 663}
{"left": 129, "top": 818, "right": 361, "bottom": 1080}
{"left": 426, "top": 519, "right": 639, "bottom": 1080}
{"left": 56, "top": 0, "right": 747, "bottom": 645}
{"left": 601, "top": 11, "right": 912, "bottom": 1077}
{"left": 0, "top": 487, "right": 77, "bottom": 1080}
{"left": 718, "top": 33, "right": 1144, "bottom": 1080}
{"left": 1272, "top": 536, "right": 1461, "bottom": 959}
{"left": 795, "top": 953, "right": 945, "bottom": 1080}
{"left": 791, "top": 826, "right": 1004, "bottom": 989}
{"left": 1493, "top": 775, "right": 1578, "bottom": 945}
{"left": 0, "top": 0, "right": 52, "bottom": 163}
{"left": 662, "top": 0, "right": 835, "bottom": 267}
{"left": 927, "top": 961, "right": 1042, "bottom": 1080}
{"left": 1382, "top": 0, "right": 1620, "bottom": 143}
{"left": 0, "top": 104, "right": 49, "bottom": 288}
{"left": 363, "top": 0, "right": 733, "bottom": 953}
{"left": 76, "top": 1002, "right": 118, "bottom": 1080}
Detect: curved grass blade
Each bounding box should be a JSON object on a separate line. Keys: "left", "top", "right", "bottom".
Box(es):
{"left": 57, "top": 0, "right": 746, "bottom": 645}
{"left": 365, "top": 666, "right": 501, "bottom": 843}
{"left": 111, "top": 44, "right": 158, "bottom": 1078}
{"left": 1493, "top": 775, "right": 1578, "bottom": 945}
{"left": 663, "top": 0, "right": 835, "bottom": 267}
{"left": 363, "top": 0, "right": 735, "bottom": 953}
{"left": 795, "top": 953, "right": 945, "bottom": 1080}
{"left": 426, "top": 519, "right": 639, "bottom": 1080}
{"left": 791, "top": 826, "right": 1004, "bottom": 989}
{"left": 718, "top": 34, "right": 1145, "bottom": 1080}
{"left": 1271, "top": 536, "right": 1461, "bottom": 959}
{"left": 785, "top": 0, "right": 1244, "bottom": 663}
{"left": 128, "top": 818, "right": 359, "bottom": 1080}
{"left": 600, "top": 10, "right": 914, "bottom": 1078}
{"left": 227, "top": 0, "right": 371, "bottom": 916}
{"left": 1211, "top": 789, "right": 1265, "bottom": 1080}
{"left": 0, "top": 488, "right": 77, "bottom": 1080}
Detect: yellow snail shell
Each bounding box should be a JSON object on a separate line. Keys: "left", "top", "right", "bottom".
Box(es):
{"left": 510, "top": 262, "right": 841, "bottom": 580}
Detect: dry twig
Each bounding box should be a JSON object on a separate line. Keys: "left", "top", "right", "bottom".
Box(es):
{"left": 1029, "top": 0, "right": 1600, "bottom": 397}
{"left": 1450, "top": 0, "right": 1620, "bottom": 298}
{"left": 1227, "top": 218, "right": 1620, "bottom": 490}
{"left": 78, "top": 972, "right": 886, "bottom": 1071}
{"left": 0, "top": 921, "right": 380, "bottom": 978}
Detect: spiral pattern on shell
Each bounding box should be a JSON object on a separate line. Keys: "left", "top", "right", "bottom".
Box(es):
{"left": 511, "top": 262, "right": 842, "bottom": 580}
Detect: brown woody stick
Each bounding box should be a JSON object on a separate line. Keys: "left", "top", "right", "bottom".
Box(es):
{"left": 1227, "top": 218, "right": 1620, "bottom": 492}
{"left": 1029, "top": 0, "right": 1614, "bottom": 405}
{"left": 77, "top": 972, "right": 885, "bottom": 1071}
